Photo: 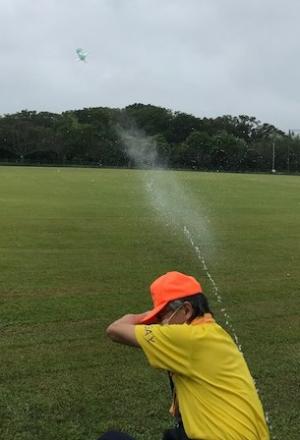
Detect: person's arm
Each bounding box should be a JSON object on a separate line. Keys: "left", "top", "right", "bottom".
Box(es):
{"left": 106, "top": 312, "right": 149, "bottom": 347}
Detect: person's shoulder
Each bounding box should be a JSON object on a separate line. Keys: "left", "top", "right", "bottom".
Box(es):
{"left": 157, "top": 323, "right": 193, "bottom": 341}
{"left": 189, "top": 321, "right": 221, "bottom": 338}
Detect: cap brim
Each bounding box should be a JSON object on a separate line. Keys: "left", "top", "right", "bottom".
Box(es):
{"left": 137, "top": 303, "right": 166, "bottom": 325}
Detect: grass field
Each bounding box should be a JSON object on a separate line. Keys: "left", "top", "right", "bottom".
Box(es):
{"left": 0, "top": 166, "right": 299, "bottom": 440}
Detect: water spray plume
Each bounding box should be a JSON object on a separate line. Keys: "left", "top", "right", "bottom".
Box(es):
{"left": 118, "top": 127, "right": 159, "bottom": 169}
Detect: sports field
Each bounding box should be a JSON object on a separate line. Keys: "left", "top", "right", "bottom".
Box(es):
{"left": 0, "top": 166, "right": 299, "bottom": 440}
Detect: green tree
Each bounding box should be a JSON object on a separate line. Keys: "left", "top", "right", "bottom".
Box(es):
{"left": 125, "top": 104, "right": 173, "bottom": 136}
{"left": 211, "top": 132, "right": 248, "bottom": 171}
{"left": 180, "top": 131, "right": 213, "bottom": 169}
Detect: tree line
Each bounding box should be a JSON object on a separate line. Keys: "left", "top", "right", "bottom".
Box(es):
{"left": 0, "top": 103, "right": 299, "bottom": 172}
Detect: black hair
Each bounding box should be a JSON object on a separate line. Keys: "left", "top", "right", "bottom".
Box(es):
{"left": 167, "top": 293, "right": 213, "bottom": 320}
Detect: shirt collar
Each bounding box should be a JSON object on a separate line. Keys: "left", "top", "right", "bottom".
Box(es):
{"left": 191, "top": 313, "right": 215, "bottom": 325}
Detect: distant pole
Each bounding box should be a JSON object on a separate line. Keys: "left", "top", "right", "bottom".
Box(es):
{"left": 289, "top": 129, "right": 300, "bottom": 173}
{"left": 272, "top": 140, "right": 276, "bottom": 173}
{"left": 287, "top": 144, "right": 290, "bottom": 173}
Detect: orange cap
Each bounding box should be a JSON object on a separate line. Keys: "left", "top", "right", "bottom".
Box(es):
{"left": 138, "top": 271, "right": 202, "bottom": 324}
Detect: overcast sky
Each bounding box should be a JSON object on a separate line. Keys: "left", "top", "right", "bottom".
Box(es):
{"left": 1, "top": 0, "right": 300, "bottom": 131}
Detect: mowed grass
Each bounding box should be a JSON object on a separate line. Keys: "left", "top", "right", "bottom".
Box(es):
{"left": 0, "top": 166, "right": 299, "bottom": 440}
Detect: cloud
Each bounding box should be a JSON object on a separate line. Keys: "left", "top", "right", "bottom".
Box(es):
{"left": 1, "top": 0, "right": 300, "bottom": 130}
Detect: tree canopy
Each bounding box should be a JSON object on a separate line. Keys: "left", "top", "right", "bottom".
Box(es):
{"left": 0, "top": 104, "right": 299, "bottom": 173}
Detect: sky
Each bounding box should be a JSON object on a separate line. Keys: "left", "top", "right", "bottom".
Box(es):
{"left": 1, "top": 0, "right": 300, "bottom": 132}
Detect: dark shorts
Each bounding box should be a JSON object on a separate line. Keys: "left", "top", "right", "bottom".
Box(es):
{"left": 162, "top": 423, "right": 190, "bottom": 440}
{"left": 97, "top": 423, "right": 190, "bottom": 440}
{"left": 97, "top": 433, "right": 134, "bottom": 440}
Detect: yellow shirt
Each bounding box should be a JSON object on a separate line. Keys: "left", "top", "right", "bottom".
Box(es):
{"left": 135, "top": 317, "right": 269, "bottom": 440}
